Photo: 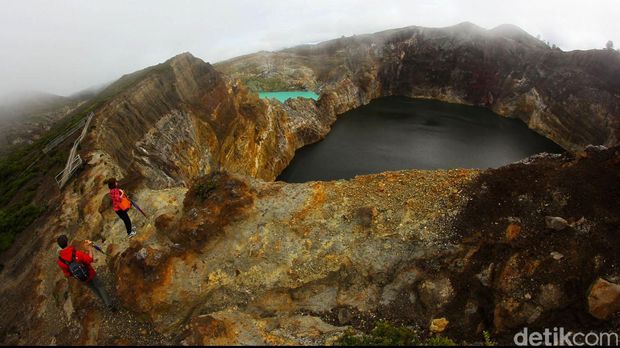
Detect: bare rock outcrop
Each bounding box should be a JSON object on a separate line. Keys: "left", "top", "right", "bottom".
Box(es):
{"left": 588, "top": 278, "right": 620, "bottom": 320}
{"left": 89, "top": 53, "right": 303, "bottom": 188}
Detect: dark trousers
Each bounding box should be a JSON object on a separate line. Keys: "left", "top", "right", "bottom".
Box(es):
{"left": 115, "top": 209, "right": 132, "bottom": 235}
{"left": 87, "top": 276, "right": 112, "bottom": 307}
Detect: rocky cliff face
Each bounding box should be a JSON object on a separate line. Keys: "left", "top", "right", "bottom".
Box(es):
{"left": 0, "top": 51, "right": 352, "bottom": 345}
{"left": 0, "top": 24, "right": 619, "bottom": 346}
{"left": 217, "top": 23, "right": 620, "bottom": 151}
{"left": 88, "top": 53, "right": 306, "bottom": 187}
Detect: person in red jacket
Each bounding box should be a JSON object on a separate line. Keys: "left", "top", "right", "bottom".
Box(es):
{"left": 106, "top": 178, "right": 136, "bottom": 238}
{"left": 57, "top": 234, "right": 112, "bottom": 309}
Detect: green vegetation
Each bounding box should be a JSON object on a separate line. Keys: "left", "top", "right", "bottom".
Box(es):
{"left": 193, "top": 176, "right": 218, "bottom": 201}
{"left": 0, "top": 203, "right": 44, "bottom": 251}
{"left": 337, "top": 322, "right": 421, "bottom": 346}
{"left": 483, "top": 330, "right": 496, "bottom": 346}
{"left": 83, "top": 61, "right": 172, "bottom": 112}
{"left": 335, "top": 322, "right": 457, "bottom": 346}
{"left": 244, "top": 77, "right": 294, "bottom": 92}
{"left": 0, "top": 145, "right": 45, "bottom": 252}
{"left": 0, "top": 59, "right": 174, "bottom": 253}
{"left": 425, "top": 336, "right": 457, "bottom": 346}
{"left": 334, "top": 321, "right": 500, "bottom": 346}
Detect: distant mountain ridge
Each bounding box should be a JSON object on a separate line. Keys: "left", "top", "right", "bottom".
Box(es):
{"left": 0, "top": 91, "right": 71, "bottom": 119}
{"left": 216, "top": 22, "right": 620, "bottom": 151}
{"left": 0, "top": 91, "right": 88, "bottom": 151}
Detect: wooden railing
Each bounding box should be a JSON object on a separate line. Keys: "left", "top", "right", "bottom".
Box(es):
{"left": 42, "top": 118, "right": 87, "bottom": 154}
{"left": 55, "top": 112, "right": 94, "bottom": 188}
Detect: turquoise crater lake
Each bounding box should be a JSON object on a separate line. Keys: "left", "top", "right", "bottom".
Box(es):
{"left": 259, "top": 91, "right": 319, "bottom": 102}
{"left": 277, "top": 96, "right": 564, "bottom": 183}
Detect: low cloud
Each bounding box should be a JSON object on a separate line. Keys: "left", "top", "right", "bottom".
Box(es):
{"left": 0, "top": 0, "right": 618, "bottom": 98}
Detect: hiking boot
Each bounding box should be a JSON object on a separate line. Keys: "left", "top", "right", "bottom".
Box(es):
{"left": 128, "top": 230, "right": 137, "bottom": 238}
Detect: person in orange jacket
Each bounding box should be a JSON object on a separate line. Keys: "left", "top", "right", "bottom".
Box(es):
{"left": 106, "top": 178, "right": 136, "bottom": 238}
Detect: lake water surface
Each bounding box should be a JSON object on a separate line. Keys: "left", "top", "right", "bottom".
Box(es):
{"left": 277, "top": 96, "right": 564, "bottom": 182}
{"left": 259, "top": 91, "right": 319, "bottom": 102}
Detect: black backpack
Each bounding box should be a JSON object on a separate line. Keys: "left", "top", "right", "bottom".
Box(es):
{"left": 59, "top": 248, "right": 89, "bottom": 281}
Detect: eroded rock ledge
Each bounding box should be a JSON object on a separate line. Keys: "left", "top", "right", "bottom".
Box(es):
{"left": 5, "top": 146, "right": 610, "bottom": 345}
{"left": 107, "top": 146, "right": 620, "bottom": 344}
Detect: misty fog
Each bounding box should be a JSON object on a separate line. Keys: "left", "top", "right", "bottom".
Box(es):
{"left": 0, "top": 0, "right": 618, "bottom": 107}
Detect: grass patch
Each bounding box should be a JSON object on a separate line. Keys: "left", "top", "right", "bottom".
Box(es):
{"left": 334, "top": 321, "right": 500, "bottom": 346}
{"left": 193, "top": 175, "right": 218, "bottom": 201}
{"left": 483, "top": 330, "right": 496, "bottom": 346}
{"left": 0, "top": 203, "right": 44, "bottom": 252}
{"left": 336, "top": 322, "right": 457, "bottom": 346}
{"left": 244, "top": 76, "right": 295, "bottom": 92}
{"left": 425, "top": 335, "right": 457, "bottom": 346}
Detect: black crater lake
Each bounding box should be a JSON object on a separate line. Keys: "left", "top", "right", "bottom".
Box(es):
{"left": 277, "top": 96, "right": 564, "bottom": 183}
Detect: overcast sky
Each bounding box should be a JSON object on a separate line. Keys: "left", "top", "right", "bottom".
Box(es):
{"left": 0, "top": 0, "right": 618, "bottom": 98}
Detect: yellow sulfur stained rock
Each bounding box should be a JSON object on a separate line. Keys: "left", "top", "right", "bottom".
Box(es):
{"left": 430, "top": 318, "right": 449, "bottom": 333}
{"left": 588, "top": 278, "right": 620, "bottom": 320}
